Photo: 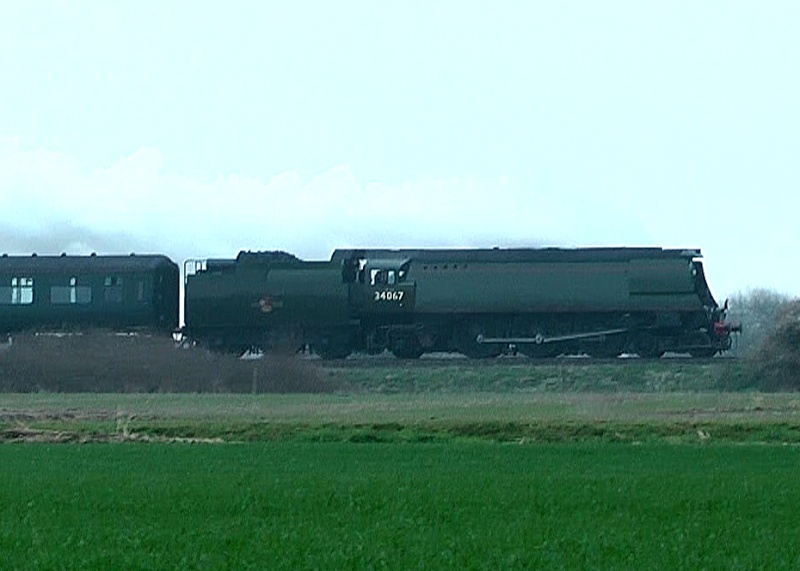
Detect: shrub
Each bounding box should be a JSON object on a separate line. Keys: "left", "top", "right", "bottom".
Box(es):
{"left": 726, "top": 288, "right": 792, "bottom": 356}
{"left": 0, "top": 331, "right": 334, "bottom": 393}
{"left": 744, "top": 300, "right": 800, "bottom": 391}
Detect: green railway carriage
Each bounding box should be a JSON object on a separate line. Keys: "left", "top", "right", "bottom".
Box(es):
{"left": 0, "top": 254, "right": 179, "bottom": 334}
{"left": 184, "top": 247, "right": 737, "bottom": 359}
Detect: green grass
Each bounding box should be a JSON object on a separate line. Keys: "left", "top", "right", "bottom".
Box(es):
{"left": 2, "top": 362, "right": 800, "bottom": 569}
{"left": 331, "top": 360, "right": 745, "bottom": 393}
{"left": 1, "top": 442, "right": 799, "bottom": 570}
{"left": 3, "top": 391, "right": 800, "bottom": 444}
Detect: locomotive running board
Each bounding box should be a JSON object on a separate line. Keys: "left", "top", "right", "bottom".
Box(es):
{"left": 476, "top": 328, "right": 630, "bottom": 345}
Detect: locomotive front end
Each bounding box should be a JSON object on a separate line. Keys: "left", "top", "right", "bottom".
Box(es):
{"left": 711, "top": 301, "right": 743, "bottom": 353}
{"left": 689, "top": 255, "right": 742, "bottom": 355}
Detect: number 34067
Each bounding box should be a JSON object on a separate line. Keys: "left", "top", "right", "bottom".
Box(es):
{"left": 374, "top": 290, "right": 405, "bottom": 302}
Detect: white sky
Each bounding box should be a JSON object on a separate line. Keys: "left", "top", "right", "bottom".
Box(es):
{"left": 1, "top": 2, "right": 798, "bottom": 300}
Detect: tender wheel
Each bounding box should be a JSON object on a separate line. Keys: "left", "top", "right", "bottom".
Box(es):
{"left": 315, "top": 332, "right": 352, "bottom": 360}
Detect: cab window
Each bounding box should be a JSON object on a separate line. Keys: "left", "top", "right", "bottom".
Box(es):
{"left": 369, "top": 265, "right": 405, "bottom": 286}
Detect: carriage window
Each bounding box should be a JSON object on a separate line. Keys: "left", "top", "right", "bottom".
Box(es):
{"left": 50, "top": 286, "right": 70, "bottom": 304}
{"left": 387, "top": 270, "right": 396, "bottom": 285}
{"left": 104, "top": 276, "right": 124, "bottom": 303}
{"left": 77, "top": 285, "right": 91, "bottom": 303}
{"left": 2, "top": 277, "right": 34, "bottom": 305}
{"left": 370, "top": 269, "right": 383, "bottom": 286}
{"left": 51, "top": 277, "right": 92, "bottom": 305}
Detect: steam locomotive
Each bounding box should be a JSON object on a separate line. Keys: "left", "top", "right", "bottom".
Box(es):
{"left": 0, "top": 246, "right": 738, "bottom": 358}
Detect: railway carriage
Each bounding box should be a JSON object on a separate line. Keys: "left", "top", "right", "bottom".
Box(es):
{"left": 0, "top": 253, "right": 179, "bottom": 334}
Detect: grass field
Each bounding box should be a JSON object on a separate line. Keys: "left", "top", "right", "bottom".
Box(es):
{"left": 2, "top": 442, "right": 799, "bottom": 570}
{"left": 2, "top": 361, "right": 800, "bottom": 569}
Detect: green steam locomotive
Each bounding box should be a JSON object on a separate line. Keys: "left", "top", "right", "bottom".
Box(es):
{"left": 183, "top": 247, "right": 739, "bottom": 358}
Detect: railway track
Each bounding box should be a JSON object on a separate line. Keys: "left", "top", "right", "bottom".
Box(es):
{"left": 311, "top": 353, "right": 733, "bottom": 368}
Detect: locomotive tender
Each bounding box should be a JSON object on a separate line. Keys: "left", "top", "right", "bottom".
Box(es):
{"left": 183, "top": 247, "right": 738, "bottom": 358}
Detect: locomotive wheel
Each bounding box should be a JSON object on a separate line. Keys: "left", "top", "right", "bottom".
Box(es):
{"left": 625, "top": 332, "right": 662, "bottom": 358}
{"left": 454, "top": 321, "right": 502, "bottom": 359}
{"left": 457, "top": 335, "right": 503, "bottom": 359}
{"left": 686, "top": 332, "right": 715, "bottom": 358}
{"left": 586, "top": 346, "right": 620, "bottom": 359}
{"left": 520, "top": 343, "right": 560, "bottom": 359}
{"left": 390, "top": 334, "right": 424, "bottom": 359}
{"left": 461, "top": 344, "right": 503, "bottom": 359}
{"left": 587, "top": 336, "right": 625, "bottom": 358}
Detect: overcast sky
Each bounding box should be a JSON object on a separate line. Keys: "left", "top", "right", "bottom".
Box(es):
{"left": 1, "top": 2, "right": 798, "bottom": 300}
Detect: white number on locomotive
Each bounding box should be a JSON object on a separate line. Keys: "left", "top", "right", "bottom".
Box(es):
{"left": 373, "top": 290, "right": 405, "bottom": 302}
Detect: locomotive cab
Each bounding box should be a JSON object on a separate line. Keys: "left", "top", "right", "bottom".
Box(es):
{"left": 346, "top": 257, "right": 416, "bottom": 315}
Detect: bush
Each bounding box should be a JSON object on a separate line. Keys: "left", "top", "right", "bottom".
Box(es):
{"left": 726, "top": 289, "right": 792, "bottom": 356}
{"left": 743, "top": 300, "right": 800, "bottom": 391}
{"left": 0, "top": 331, "right": 335, "bottom": 393}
